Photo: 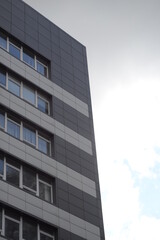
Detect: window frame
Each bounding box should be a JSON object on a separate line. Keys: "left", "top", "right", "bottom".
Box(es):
{"left": 7, "top": 117, "right": 20, "bottom": 139}
{"left": 38, "top": 178, "right": 53, "bottom": 203}
{"left": 37, "top": 94, "right": 50, "bottom": 115}
{"left": 4, "top": 214, "right": 20, "bottom": 240}
{"left": 0, "top": 32, "right": 7, "bottom": 50}
{"left": 38, "top": 135, "right": 51, "bottom": 155}
{"left": 36, "top": 59, "right": 48, "bottom": 78}
{"left": 9, "top": 40, "right": 21, "bottom": 60}
{"left": 8, "top": 76, "right": 21, "bottom": 97}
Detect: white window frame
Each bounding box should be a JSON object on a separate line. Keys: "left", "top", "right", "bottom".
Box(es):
{"left": 7, "top": 117, "right": 21, "bottom": 139}
{"left": 4, "top": 214, "right": 20, "bottom": 239}
{"left": 23, "top": 125, "right": 36, "bottom": 147}
{"left": 0, "top": 32, "right": 7, "bottom": 50}
{"left": 0, "top": 111, "right": 5, "bottom": 130}
{"left": 5, "top": 160, "right": 20, "bottom": 187}
{"left": 37, "top": 94, "right": 50, "bottom": 115}
{"left": 36, "top": 59, "right": 48, "bottom": 78}
{"left": 22, "top": 165, "right": 37, "bottom": 195}
{"left": 8, "top": 76, "right": 21, "bottom": 97}
{"left": 38, "top": 135, "right": 51, "bottom": 155}
{"left": 38, "top": 178, "right": 53, "bottom": 203}
{"left": 40, "top": 229, "right": 55, "bottom": 240}
{"left": 9, "top": 41, "right": 21, "bottom": 59}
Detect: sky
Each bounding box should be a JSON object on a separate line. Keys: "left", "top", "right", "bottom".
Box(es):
{"left": 23, "top": 1, "right": 160, "bottom": 239}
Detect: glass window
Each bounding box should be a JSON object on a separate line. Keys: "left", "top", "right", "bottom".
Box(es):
{"left": 23, "top": 218, "right": 37, "bottom": 240}
{"left": 9, "top": 42, "right": 20, "bottom": 59}
{"left": 0, "top": 111, "right": 5, "bottom": 129}
{"left": 7, "top": 119, "right": 20, "bottom": 139}
{"left": 5, "top": 217, "right": 19, "bottom": 240}
{"left": 8, "top": 78, "right": 20, "bottom": 97}
{"left": 23, "top": 166, "right": 36, "bottom": 193}
{"left": 0, "top": 70, "right": 6, "bottom": 87}
{"left": 23, "top": 48, "right": 35, "bottom": 68}
{"left": 6, "top": 165, "right": 19, "bottom": 187}
{"left": 0, "top": 156, "right": 4, "bottom": 177}
{"left": 38, "top": 96, "right": 49, "bottom": 114}
{"left": 37, "top": 61, "right": 47, "bottom": 77}
{"left": 40, "top": 233, "right": 54, "bottom": 240}
{"left": 0, "top": 32, "right": 7, "bottom": 49}
{"left": 38, "top": 136, "right": 50, "bottom": 155}
{"left": 39, "top": 181, "right": 51, "bottom": 202}
{"left": 23, "top": 85, "right": 35, "bottom": 105}
{"left": 23, "top": 126, "right": 36, "bottom": 146}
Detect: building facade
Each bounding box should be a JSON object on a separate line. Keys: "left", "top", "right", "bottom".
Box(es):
{"left": 0, "top": 0, "right": 105, "bottom": 239}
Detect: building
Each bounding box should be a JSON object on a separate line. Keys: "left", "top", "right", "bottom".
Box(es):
{"left": 0, "top": 0, "right": 105, "bottom": 239}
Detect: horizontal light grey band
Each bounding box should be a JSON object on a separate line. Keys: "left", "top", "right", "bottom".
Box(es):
{"left": 0, "top": 87, "right": 92, "bottom": 155}
{"left": 0, "top": 130, "right": 96, "bottom": 197}
{"left": 0, "top": 47, "right": 89, "bottom": 117}
{"left": 0, "top": 181, "right": 100, "bottom": 240}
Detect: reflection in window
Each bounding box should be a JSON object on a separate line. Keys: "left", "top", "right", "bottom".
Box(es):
{"left": 38, "top": 136, "right": 50, "bottom": 155}
{"left": 0, "top": 111, "right": 5, "bottom": 129}
{"left": 7, "top": 119, "right": 20, "bottom": 139}
{"left": 23, "top": 218, "right": 37, "bottom": 240}
{"left": 6, "top": 165, "right": 19, "bottom": 187}
{"left": 38, "top": 96, "right": 49, "bottom": 114}
{"left": 39, "top": 182, "right": 51, "bottom": 202}
{"left": 0, "top": 70, "right": 6, "bottom": 87}
{"left": 9, "top": 42, "right": 20, "bottom": 59}
{"left": 23, "top": 85, "right": 35, "bottom": 105}
{"left": 23, "top": 48, "right": 35, "bottom": 68}
{"left": 23, "top": 126, "right": 36, "bottom": 146}
{"left": 5, "top": 217, "right": 19, "bottom": 240}
{"left": 23, "top": 166, "right": 36, "bottom": 193}
{"left": 37, "top": 61, "right": 47, "bottom": 77}
{"left": 40, "top": 233, "right": 54, "bottom": 240}
{"left": 8, "top": 78, "right": 20, "bottom": 97}
{"left": 0, "top": 32, "right": 7, "bottom": 49}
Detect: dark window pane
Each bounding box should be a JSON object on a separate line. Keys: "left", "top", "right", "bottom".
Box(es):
{"left": 8, "top": 79, "right": 20, "bottom": 96}
{"left": 23, "top": 126, "right": 36, "bottom": 146}
{"left": 6, "top": 165, "right": 19, "bottom": 187}
{"left": 0, "top": 70, "right": 6, "bottom": 87}
{"left": 9, "top": 43, "right": 20, "bottom": 59}
{"left": 39, "top": 182, "right": 51, "bottom": 202}
{"left": 23, "top": 218, "right": 37, "bottom": 240}
{"left": 0, "top": 112, "right": 5, "bottom": 129}
{"left": 23, "top": 85, "right": 35, "bottom": 105}
{"left": 37, "top": 61, "right": 47, "bottom": 77}
{"left": 38, "top": 137, "right": 50, "bottom": 155}
{"left": 40, "top": 233, "right": 54, "bottom": 240}
{"left": 23, "top": 49, "right": 35, "bottom": 68}
{"left": 0, "top": 32, "right": 7, "bottom": 49}
{"left": 0, "top": 157, "right": 4, "bottom": 176}
{"left": 38, "top": 97, "right": 48, "bottom": 114}
{"left": 23, "top": 166, "right": 36, "bottom": 191}
{"left": 7, "top": 119, "right": 20, "bottom": 139}
{"left": 0, "top": 208, "right": 2, "bottom": 230}
{"left": 5, "top": 218, "right": 19, "bottom": 240}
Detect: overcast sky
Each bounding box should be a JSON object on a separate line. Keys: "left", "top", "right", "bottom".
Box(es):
{"left": 24, "top": 1, "right": 160, "bottom": 239}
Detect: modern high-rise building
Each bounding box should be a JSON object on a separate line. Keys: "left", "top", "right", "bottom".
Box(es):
{"left": 0, "top": 0, "right": 105, "bottom": 240}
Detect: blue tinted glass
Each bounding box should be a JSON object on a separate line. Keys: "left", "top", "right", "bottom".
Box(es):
{"left": 23, "top": 86, "right": 35, "bottom": 105}
{"left": 8, "top": 79, "right": 20, "bottom": 96}
{"left": 23, "top": 127, "right": 36, "bottom": 145}
{"left": 0, "top": 112, "right": 5, "bottom": 129}
{"left": 0, "top": 33, "right": 7, "bottom": 49}
{"left": 38, "top": 137, "right": 49, "bottom": 154}
{"left": 7, "top": 119, "right": 20, "bottom": 139}
{"left": 0, "top": 158, "right": 4, "bottom": 176}
{"left": 23, "top": 51, "right": 35, "bottom": 68}
{"left": 37, "top": 62, "right": 47, "bottom": 77}
{"left": 38, "top": 97, "right": 48, "bottom": 114}
{"left": 0, "top": 71, "right": 6, "bottom": 87}
{"left": 9, "top": 43, "right": 20, "bottom": 59}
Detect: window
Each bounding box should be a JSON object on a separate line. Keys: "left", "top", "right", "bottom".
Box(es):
{"left": 39, "top": 181, "right": 52, "bottom": 203}
{"left": 23, "top": 85, "right": 35, "bottom": 105}
{"left": 0, "top": 207, "right": 56, "bottom": 240}
{"left": 23, "top": 48, "right": 35, "bottom": 68}
{"left": 37, "top": 61, "right": 47, "bottom": 77}
{"left": 23, "top": 166, "right": 36, "bottom": 194}
{"left": 38, "top": 136, "right": 50, "bottom": 155}
{"left": 0, "top": 111, "right": 5, "bottom": 129}
{"left": 7, "top": 118, "right": 20, "bottom": 139}
{"left": 6, "top": 159, "right": 20, "bottom": 187}
{"left": 8, "top": 78, "right": 20, "bottom": 97}
{"left": 23, "top": 126, "right": 36, "bottom": 146}
{"left": 38, "top": 96, "right": 49, "bottom": 114}
{"left": 0, "top": 32, "right": 7, "bottom": 49}
{"left": 5, "top": 213, "right": 20, "bottom": 240}
{"left": 0, "top": 70, "right": 6, "bottom": 87}
{"left": 23, "top": 218, "right": 37, "bottom": 240}
{"left": 9, "top": 41, "right": 20, "bottom": 59}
